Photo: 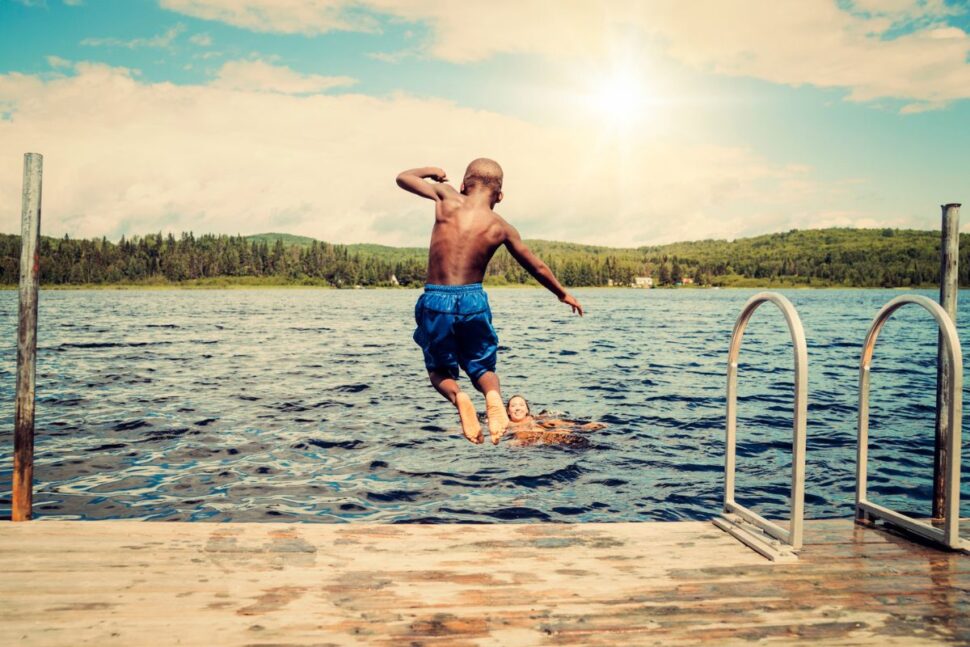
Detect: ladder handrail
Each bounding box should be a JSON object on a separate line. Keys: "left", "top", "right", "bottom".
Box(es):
{"left": 856, "top": 294, "right": 964, "bottom": 550}
{"left": 722, "top": 291, "right": 808, "bottom": 553}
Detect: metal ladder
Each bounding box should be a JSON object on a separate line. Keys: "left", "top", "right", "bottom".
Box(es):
{"left": 715, "top": 292, "right": 967, "bottom": 561}
{"left": 855, "top": 294, "right": 967, "bottom": 551}
{"left": 713, "top": 292, "right": 807, "bottom": 562}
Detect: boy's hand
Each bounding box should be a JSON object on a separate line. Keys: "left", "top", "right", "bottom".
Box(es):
{"left": 560, "top": 293, "right": 583, "bottom": 316}
{"left": 429, "top": 168, "right": 448, "bottom": 183}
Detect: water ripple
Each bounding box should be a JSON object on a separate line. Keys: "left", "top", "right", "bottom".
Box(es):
{"left": 0, "top": 287, "right": 967, "bottom": 522}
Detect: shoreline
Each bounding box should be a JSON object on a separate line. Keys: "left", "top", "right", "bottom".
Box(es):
{"left": 0, "top": 283, "right": 943, "bottom": 291}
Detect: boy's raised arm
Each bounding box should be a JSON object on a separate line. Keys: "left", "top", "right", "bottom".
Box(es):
{"left": 396, "top": 166, "right": 453, "bottom": 201}
{"left": 503, "top": 224, "right": 583, "bottom": 316}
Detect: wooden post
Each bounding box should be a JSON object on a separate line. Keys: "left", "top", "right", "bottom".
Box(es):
{"left": 13, "top": 152, "right": 42, "bottom": 522}
{"left": 933, "top": 202, "right": 960, "bottom": 520}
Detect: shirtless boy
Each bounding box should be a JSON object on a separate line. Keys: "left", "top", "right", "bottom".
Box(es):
{"left": 396, "top": 158, "right": 583, "bottom": 445}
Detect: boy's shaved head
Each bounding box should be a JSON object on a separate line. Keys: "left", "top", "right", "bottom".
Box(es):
{"left": 462, "top": 158, "right": 503, "bottom": 201}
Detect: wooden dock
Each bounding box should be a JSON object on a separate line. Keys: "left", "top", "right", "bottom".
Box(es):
{"left": 0, "top": 519, "right": 967, "bottom": 645}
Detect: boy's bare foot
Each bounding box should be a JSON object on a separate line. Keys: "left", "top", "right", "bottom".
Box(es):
{"left": 455, "top": 392, "right": 483, "bottom": 444}
{"left": 485, "top": 391, "right": 509, "bottom": 445}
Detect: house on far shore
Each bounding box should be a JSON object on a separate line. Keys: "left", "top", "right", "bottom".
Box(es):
{"left": 389, "top": 274, "right": 400, "bottom": 286}
{"left": 632, "top": 276, "right": 653, "bottom": 288}
{"left": 681, "top": 276, "right": 694, "bottom": 285}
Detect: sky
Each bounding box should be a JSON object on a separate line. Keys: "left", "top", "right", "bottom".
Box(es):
{"left": 0, "top": 0, "right": 968, "bottom": 247}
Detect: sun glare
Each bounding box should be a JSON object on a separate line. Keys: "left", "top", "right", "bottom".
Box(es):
{"left": 587, "top": 68, "right": 649, "bottom": 130}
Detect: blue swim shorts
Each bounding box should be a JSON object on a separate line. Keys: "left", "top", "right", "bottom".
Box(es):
{"left": 413, "top": 283, "right": 498, "bottom": 381}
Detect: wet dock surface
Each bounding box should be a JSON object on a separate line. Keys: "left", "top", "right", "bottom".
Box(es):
{"left": 1, "top": 519, "right": 967, "bottom": 645}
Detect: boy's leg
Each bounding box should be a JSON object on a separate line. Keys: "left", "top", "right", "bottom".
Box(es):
{"left": 452, "top": 287, "right": 503, "bottom": 443}
{"left": 429, "top": 370, "right": 483, "bottom": 445}
{"left": 473, "top": 371, "right": 509, "bottom": 445}
{"left": 414, "top": 297, "right": 481, "bottom": 445}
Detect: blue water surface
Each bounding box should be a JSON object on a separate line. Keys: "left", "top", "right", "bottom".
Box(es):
{"left": 0, "top": 287, "right": 968, "bottom": 523}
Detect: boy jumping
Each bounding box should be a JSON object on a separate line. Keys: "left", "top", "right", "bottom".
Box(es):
{"left": 396, "top": 158, "right": 583, "bottom": 445}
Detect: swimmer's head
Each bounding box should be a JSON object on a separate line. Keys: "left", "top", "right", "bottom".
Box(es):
{"left": 461, "top": 158, "right": 503, "bottom": 205}
{"left": 506, "top": 395, "right": 530, "bottom": 423}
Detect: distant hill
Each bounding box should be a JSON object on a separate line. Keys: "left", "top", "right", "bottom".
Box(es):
{"left": 2, "top": 227, "right": 968, "bottom": 288}
{"left": 345, "top": 243, "right": 427, "bottom": 261}
{"left": 245, "top": 232, "right": 607, "bottom": 258}
{"left": 245, "top": 232, "right": 319, "bottom": 248}
{"left": 244, "top": 235, "right": 426, "bottom": 260}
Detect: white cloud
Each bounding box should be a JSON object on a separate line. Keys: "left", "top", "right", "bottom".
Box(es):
{"left": 0, "top": 63, "right": 905, "bottom": 247}
{"left": 63, "top": 0, "right": 84, "bottom": 6}
{"left": 81, "top": 23, "right": 186, "bottom": 49}
{"left": 900, "top": 100, "right": 948, "bottom": 114}
{"left": 159, "top": 0, "right": 380, "bottom": 35}
{"left": 646, "top": 2, "right": 970, "bottom": 110}
{"left": 213, "top": 60, "right": 356, "bottom": 94}
{"left": 161, "top": 0, "right": 970, "bottom": 110}
{"left": 46, "top": 55, "right": 72, "bottom": 68}
{"left": 366, "top": 49, "right": 416, "bottom": 64}
{"left": 188, "top": 33, "right": 213, "bottom": 47}
{"left": 845, "top": 0, "right": 958, "bottom": 27}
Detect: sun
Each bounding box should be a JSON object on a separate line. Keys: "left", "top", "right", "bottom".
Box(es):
{"left": 586, "top": 67, "right": 649, "bottom": 130}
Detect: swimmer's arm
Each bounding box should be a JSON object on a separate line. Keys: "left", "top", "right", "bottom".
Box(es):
{"left": 504, "top": 224, "right": 584, "bottom": 316}
{"left": 537, "top": 417, "right": 604, "bottom": 431}
{"left": 538, "top": 419, "right": 567, "bottom": 429}
{"left": 396, "top": 167, "right": 456, "bottom": 202}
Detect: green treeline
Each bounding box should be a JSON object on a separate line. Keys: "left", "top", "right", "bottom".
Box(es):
{"left": 0, "top": 227, "right": 967, "bottom": 288}
{"left": 0, "top": 233, "right": 427, "bottom": 287}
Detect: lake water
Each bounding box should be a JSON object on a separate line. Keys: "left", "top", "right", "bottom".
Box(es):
{"left": 0, "top": 287, "right": 968, "bottom": 523}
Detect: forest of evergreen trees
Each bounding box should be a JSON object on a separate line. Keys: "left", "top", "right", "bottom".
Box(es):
{"left": 0, "top": 227, "right": 967, "bottom": 288}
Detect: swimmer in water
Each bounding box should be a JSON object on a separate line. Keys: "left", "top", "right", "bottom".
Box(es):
{"left": 397, "top": 159, "right": 583, "bottom": 446}
{"left": 506, "top": 395, "right": 604, "bottom": 446}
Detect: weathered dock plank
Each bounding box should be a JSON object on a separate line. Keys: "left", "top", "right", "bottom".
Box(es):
{"left": 0, "top": 519, "right": 967, "bottom": 645}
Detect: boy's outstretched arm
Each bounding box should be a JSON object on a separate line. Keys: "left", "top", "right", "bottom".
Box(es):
{"left": 504, "top": 224, "right": 584, "bottom": 316}
{"left": 396, "top": 166, "right": 452, "bottom": 201}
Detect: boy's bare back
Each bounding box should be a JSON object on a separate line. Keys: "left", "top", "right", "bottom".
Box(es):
{"left": 396, "top": 158, "right": 583, "bottom": 313}
{"left": 427, "top": 188, "right": 507, "bottom": 285}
